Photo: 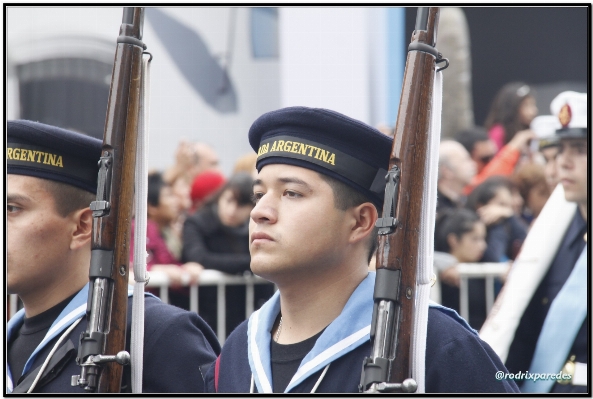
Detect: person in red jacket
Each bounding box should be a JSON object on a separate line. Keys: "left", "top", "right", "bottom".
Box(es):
{"left": 455, "top": 126, "right": 535, "bottom": 196}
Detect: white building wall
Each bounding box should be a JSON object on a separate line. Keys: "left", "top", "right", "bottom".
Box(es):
{"left": 6, "top": 6, "right": 281, "bottom": 175}
{"left": 279, "top": 8, "right": 372, "bottom": 124}
{"left": 6, "top": 7, "right": 404, "bottom": 173}
{"left": 143, "top": 8, "right": 281, "bottom": 173}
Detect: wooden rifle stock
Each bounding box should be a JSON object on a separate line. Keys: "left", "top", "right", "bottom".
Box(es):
{"left": 360, "top": 7, "right": 446, "bottom": 393}
{"left": 73, "top": 7, "right": 146, "bottom": 393}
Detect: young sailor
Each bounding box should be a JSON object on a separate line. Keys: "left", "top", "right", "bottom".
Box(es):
{"left": 6, "top": 120, "right": 220, "bottom": 393}
{"left": 205, "top": 106, "right": 519, "bottom": 393}
{"left": 480, "top": 91, "right": 588, "bottom": 393}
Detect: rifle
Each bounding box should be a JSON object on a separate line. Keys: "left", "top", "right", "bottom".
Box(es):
{"left": 72, "top": 7, "right": 146, "bottom": 393}
{"left": 360, "top": 7, "right": 447, "bottom": 393}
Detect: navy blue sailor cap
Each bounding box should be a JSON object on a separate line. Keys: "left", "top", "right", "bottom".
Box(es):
{"left": 7, "top": 120, "right": 102, "bottom": 194}
{"left": 248, "top": 106, "right": 393, "bottom": 208}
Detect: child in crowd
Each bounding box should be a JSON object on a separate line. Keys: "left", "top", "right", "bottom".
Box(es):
{"left": 434, "top": 208, "right": 487, "bottom": 328}
{"left": 484, "top": 82, "right": 538, "bottom": 152}
{"left": 466, "top": 176, "right": 528, "bottom": 263}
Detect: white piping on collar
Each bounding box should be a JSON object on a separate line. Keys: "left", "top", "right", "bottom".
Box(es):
{"left": 43, "top": 304, "right": 86, "bottom": 347}
{"left": 13, "top": 286, "right": 89, "bottom": 382}
{"left": 7, "top": 284, "right": 143, "bottom": 392}
{"left": 287, "top": 325, "right": 370, "bottom": 389}
{"left": 249, "top": 309, "right": 273, "bottom": 393}
{"left": 27, "top": 317, "right": 83, "bottom": 393}
{"left": 247, "top": 274, "right": 375, "bottom": 393}
{"left": 6, "top": 302, "right": 86, "bottom": 393}
{"left": 250, "top": 364, "right": 330, "bottom": 393}
{"left": 7, "top": 371, "right": 13, "bottom": 393}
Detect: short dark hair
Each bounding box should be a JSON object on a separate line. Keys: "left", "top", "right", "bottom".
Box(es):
{"left": 319, "top": 173, "right": 378, "bottom": 262}
{"left": 40, "top": 179, "right": 96, "bottom": 217}
{"left": 434, "top": 208, "right": 481, "bottom": 253}
{"left": 148, "top": 172, "right": 167, "bottom": 207}
{"left": 208, "top": 172, "right": 254, "bottom": 207}
{"left": 466, "top": 175, "right": 514, "bottom": 211}
{"left": 455, "top": 126, "right": 490, "bottom": 154}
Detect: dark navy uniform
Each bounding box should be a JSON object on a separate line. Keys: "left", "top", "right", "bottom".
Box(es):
{"left": 205, "top": 273, "right": 518, "bottom": 393}
{"left": 506, "top": 210, "right": 587, "bottom": 393}
{"left": 6, "top": 120, "right": 221, "bottom": 393}
{"left": 7, "top": 285, "right": 220, "bottom": 393}
{"left": 204, "top": 107, "right": 517, "bottom": 393}
{"left": 7, "top": 285, "right": 220, "bottom": 394}
{"left": 483, "top": 91, "right": 589, "bottom": 393}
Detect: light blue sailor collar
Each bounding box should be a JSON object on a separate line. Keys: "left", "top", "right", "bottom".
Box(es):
{"left": 6, "top": 283, "right": 89, "bottom": 392}
{"left": 6, "top": 283, "right": 141, "bottom": 393}
{"left": 247, "top": 272, "right": 375, "bottom": 393}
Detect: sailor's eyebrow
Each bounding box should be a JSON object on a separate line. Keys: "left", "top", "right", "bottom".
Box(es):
{"left": 278, "top": 177, "right": 312, "bottom": 189}
{"left": 254, "top": 176, "right": 313, "bottom": 191}
{"left": 7, "top": 194, "right": 32, "bottom": 204}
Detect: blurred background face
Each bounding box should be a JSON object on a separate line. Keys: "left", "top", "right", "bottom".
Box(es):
{"left": 527, "top": 182, "right": 550, "bottom": 218}
{"left": 472, "top": 139, "right": 498, "bottom": 173}
{"left": 218, "top": 188, "right": 253, "bottom": 227}
{"left": 449, "top": 221, "right": 487, "bottom": 263}
{"left": 557, "top": 138, "right": 588, "bottom": 206}
{"left": 172, "top": 178, "right": 191, "bottom": 213}
{"left": 149, "top": 185, "right": 181, "bottom": 225}
{"left": 488, "top": 186, "right": 515, "bottom": 211}
{"left": 541, "top": 146, "right": 560, "bottom": 190}
{"left": 449, "top": 145, "right": 477, "bottom": 186}
{"left": 192, "top": 143, "right": 220, "bottom": 177}
{"left": 519, "top": 96, "right": 538, "bottom": 126}
{"left": 511, "top": 188, "right": 524, "bottom": 216}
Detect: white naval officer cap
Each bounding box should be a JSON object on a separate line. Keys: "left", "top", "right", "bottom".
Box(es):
{"left": 530, "top": 115, "right": 560, "bottom": 150}
{"left": 550, "top": 91, "right": 588, "bottom": 139}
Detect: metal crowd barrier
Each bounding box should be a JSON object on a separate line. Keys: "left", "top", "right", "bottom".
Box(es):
{"left": 8, "top": 270, "right": 274, "bottom": 344}
{"left": 456, "top": 262, "right": 510, "bottom": 322}
{"left": 145, "top": 269, "right": 274, "bottom": 343}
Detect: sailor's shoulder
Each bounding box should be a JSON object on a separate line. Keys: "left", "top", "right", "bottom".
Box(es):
{"left": 427, "top": 304, "right": 478, "bottom": 343}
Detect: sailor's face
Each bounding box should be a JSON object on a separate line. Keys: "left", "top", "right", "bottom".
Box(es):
{"left": 557, "top": 138, "right": 587, "bottom": 206}
{"left": 249, "top": 164, "right": 351, "bottom": 285}
{"left": 7, "top": 175, "right": 75, "bottom": 297}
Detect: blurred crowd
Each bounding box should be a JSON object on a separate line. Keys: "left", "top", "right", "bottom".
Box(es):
{"left": 432, "top": 82, "right": 570, "bottom": 330}
{"left": 128, "top": 138, "right": 272, "bottom": 333}
{"left": 130, "top": 81, "right": 582, "bottom": 334}
{"left": 374, "top": 82, "right": 580, "bottom": 331}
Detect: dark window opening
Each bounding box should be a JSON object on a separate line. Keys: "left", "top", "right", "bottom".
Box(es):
{"left": 17, "top": 58, "right": 113, "bottom": 139}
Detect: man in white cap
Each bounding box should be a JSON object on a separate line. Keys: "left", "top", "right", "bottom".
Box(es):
{"left": 480, "top": 91, "right": 588, "bottom": 393}
{"left": 530, "top": 115, "right": 561, "bottom": 191}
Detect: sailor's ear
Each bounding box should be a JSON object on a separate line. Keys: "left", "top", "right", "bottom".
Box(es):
{"left": 70, "top": 207, "right": 93, "bottom": 250}
{"left": 348, "top": 202, "right": 378, "bottom": 245}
